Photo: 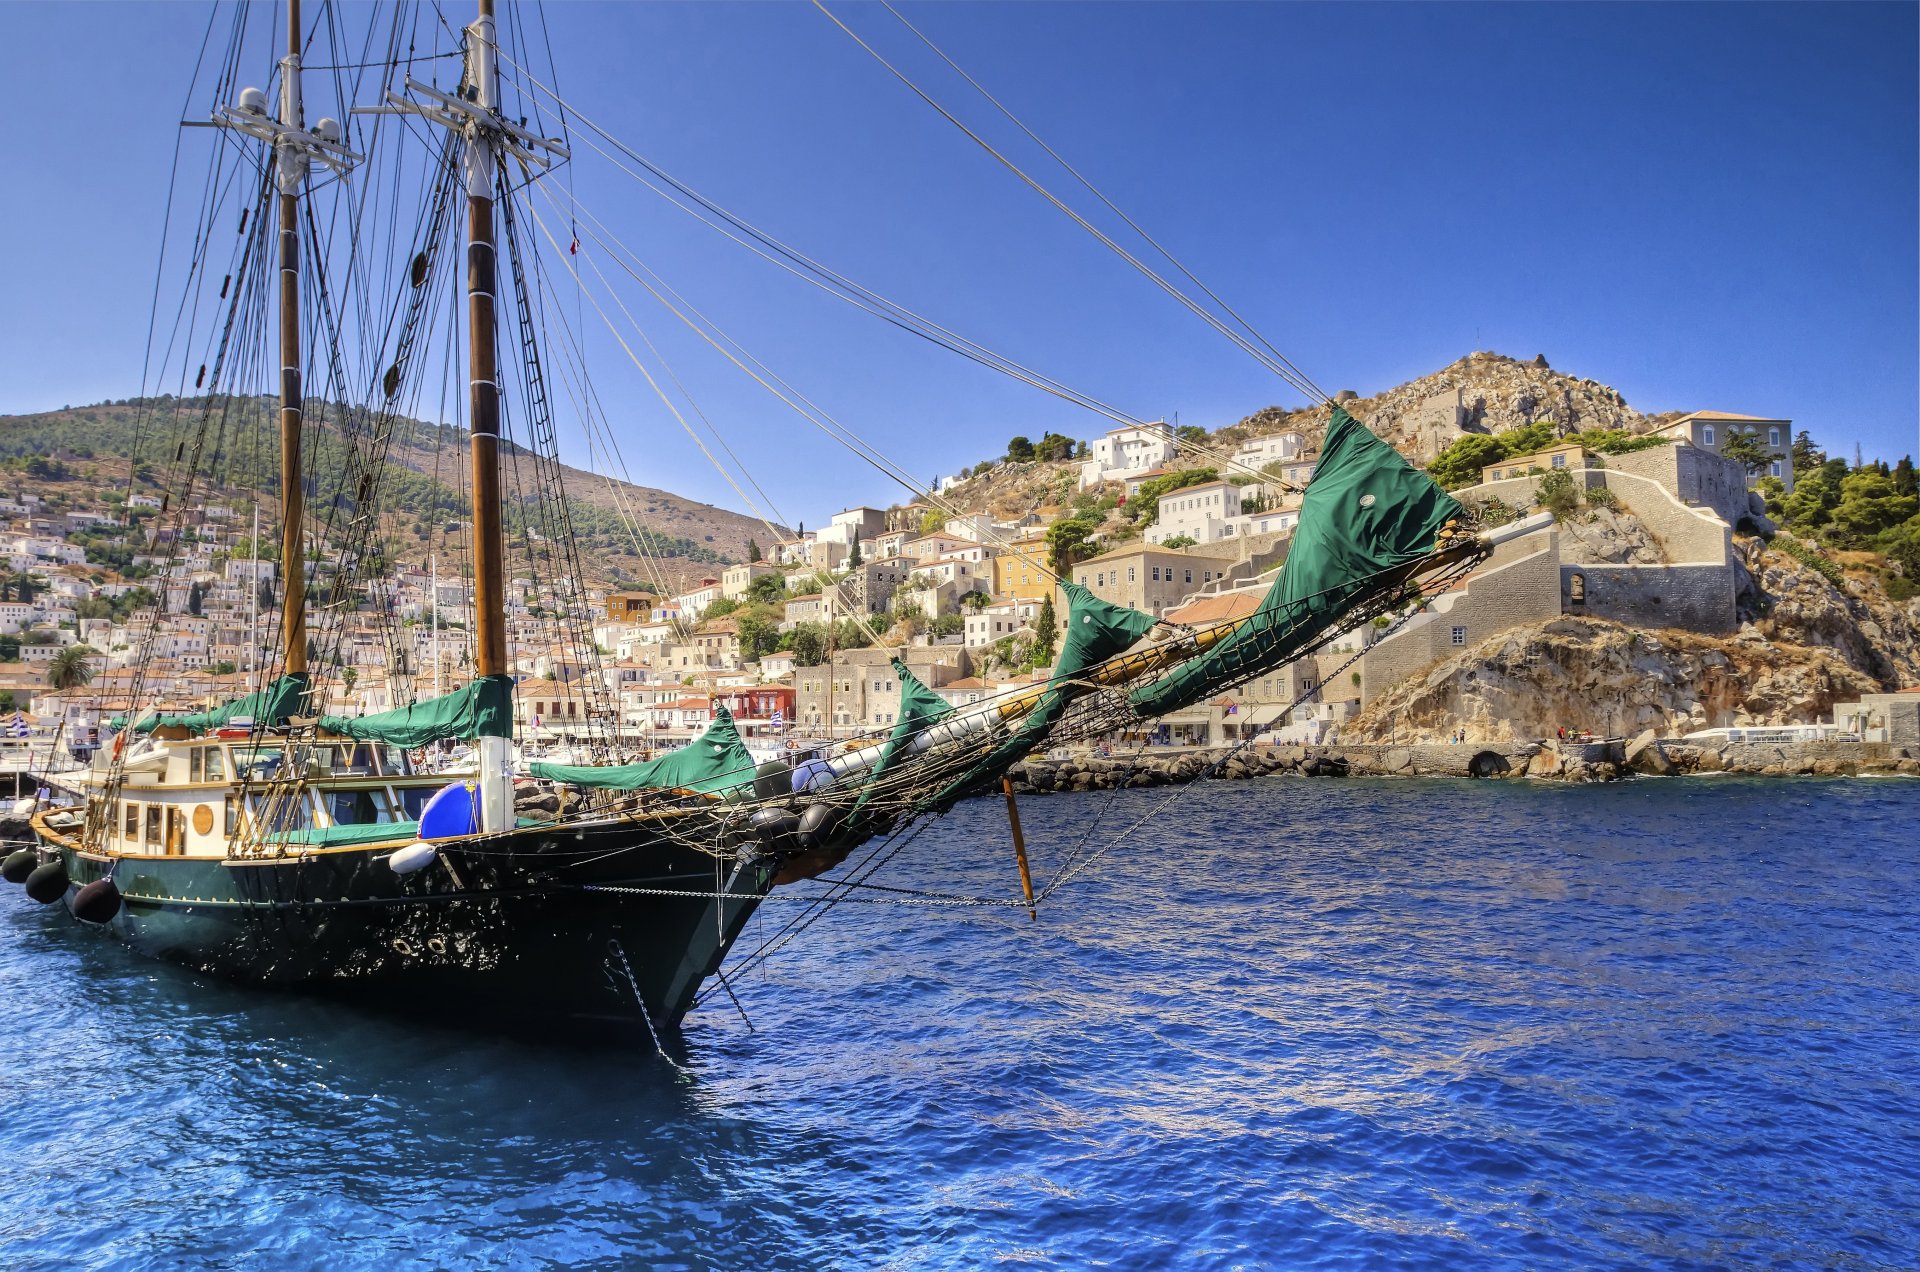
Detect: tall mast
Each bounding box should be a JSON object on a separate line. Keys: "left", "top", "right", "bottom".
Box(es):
{"left": 466, "top": 0, "right": 506, "bottom": 689}
{"left": 372, "top": 0, "right": 567, "bottom": 830}
{"left": 277, "top": 0, "right": 307, "bottom": 678}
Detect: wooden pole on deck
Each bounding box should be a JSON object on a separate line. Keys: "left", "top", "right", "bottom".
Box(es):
{"left": 1001, "top": 776, "right": 1036, "bottom": 921}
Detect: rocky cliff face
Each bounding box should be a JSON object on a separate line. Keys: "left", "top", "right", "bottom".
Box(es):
{"left": 1347, "top": 617, "right": 1882, "bottom": 743}
{"left": 1216, "top": 351, "right": 1667, "bottom": 464}
{"left": 1348, "top": 539, "right": 1920, "bottom": 744}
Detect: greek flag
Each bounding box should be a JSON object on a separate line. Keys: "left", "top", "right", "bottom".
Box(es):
{"left": 9, "top": 712, "right": 28, "bottom": 737}
{"left": 770, "top": 709, "right": 784, "bottom": 729}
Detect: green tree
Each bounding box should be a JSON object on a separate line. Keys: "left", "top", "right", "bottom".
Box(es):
{"left": 961, "top": 589, "right": 991, "bottom": 610}
{"left": 747, "top": 573, "right": 787, "bottom": 605}
{"left": 1719, "top": 429, "right": 1775, "bottom": 478}
{"left": 782, "top": 623, "right": 828, "bottom": 667}
{"left": 1535, "top": 469, "right": 1580, "bottom": 520}
{"left": 1033, "top": 432, "right": 1077, "bottom": 462}
{"left": 1892, "top": 456, "right": 1916, "bottom": 499}
{"left": 0, "top": 635, "right": 19, "bottom": 661}
{"left": 1790, "top": 430, "right": 1826, "bottom": 476}
{"left": 701, "top": 597, "right": 740, "bottom": 620}
{"left": 46, "top": 644, "right": 98, "bottom": 691}
{"left": 1875, "top": 517, "right": 1920, "bottom": 579}
{"left": 746, "top": 538, "right": 762, "bottom": 562}
{"left": 736, "top": 609, "right": 781, "bottom": 660}
{"left": 917, "top": 508, "right": 945, "bottom": 537}
{"left": 1160, "top": 534, "right": 1198, "bottom": 550}
{"left": 933, "top": 613, "right": 965, "bottom": 637}
{"left": 1046, "top": 518, "right": 1097, "bottom": 574}
{"left": 1831, "top": 469, "right": 1919, "bottom": 542}
{"left": 1174, "top": 424, "right": 1208, "bottom": 446}
{"left": 1006, "top": 435, "right": 1035, "bottom": 463}
{"left": 1030, "top": 592, "right": 1057, "bottom": 669}
{"left": 847, "top": 538, "right": 862, "bottom": 567}
{"left": 1781, "top": 465, "right": 1843, "bottom": 532}
{"left": 1426, "top": 434, "right": 1506, "bottom": 489}
{"left": 186, "top": 581, "right": 204, "bottom": 615}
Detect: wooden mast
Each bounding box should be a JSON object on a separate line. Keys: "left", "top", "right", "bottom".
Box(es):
{"left": 464, "top": 0, "right": 513, "bottom": 832}
{"left": 466, "top": 0, "right": 506, "bottom": 688}
{"left": 277, "top": 0, "right": 307, "bottom": 677}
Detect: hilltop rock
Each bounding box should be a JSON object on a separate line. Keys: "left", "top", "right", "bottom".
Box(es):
{"left": 1215, "top": 351, "right": 1662, "bottom": 464}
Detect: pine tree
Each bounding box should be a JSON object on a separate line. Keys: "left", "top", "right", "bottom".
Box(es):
{"left": 847, "top": 538, "right": 862, "bottom": 567}
{"left": 1031, "top": 593, "right": 1057, "bottom": 670}
{"left": 747, "top": 538, "right": 762, "bottom": 562}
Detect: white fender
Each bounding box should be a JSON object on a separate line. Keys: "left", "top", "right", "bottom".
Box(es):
{"left": 388, "top": 842, "right": 439, "bottom": 875}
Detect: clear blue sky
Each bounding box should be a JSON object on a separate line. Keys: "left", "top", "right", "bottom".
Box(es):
{"left": 1, "top": 1, "right": 1914, "bottom": 520}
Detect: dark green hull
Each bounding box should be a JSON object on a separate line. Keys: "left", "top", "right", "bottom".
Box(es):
{"left": 23, "top": 820, "right": 771, "bottom": 1032}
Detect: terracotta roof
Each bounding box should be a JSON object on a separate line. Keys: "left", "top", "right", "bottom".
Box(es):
{"left": 1676, "top": 410, "right": 1786, "bottom": 422}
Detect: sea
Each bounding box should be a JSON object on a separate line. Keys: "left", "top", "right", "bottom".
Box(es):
{"left": 2, "top": 775, "right": 1916, "bottom": 1270}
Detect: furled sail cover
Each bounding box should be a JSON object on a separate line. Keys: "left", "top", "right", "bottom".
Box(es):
{"left": 1129, "top": 407, "right": 1462, "bottom": 718}
{"left": 936, "top": 583, "right": 1156, "bottom": 802}
{"left": 531, "top": 705, "right": 754, "bottom": 794}
{"left": 848, "top": 660, "right": 955, "bottom": 821}
{"left": 870, "top": 660, "right": 956, "bottom": 783}
{"left": 132, "top": 673, "right": 312, "bottom": 735}
{"left": 317, "top": 674, "right": 515, "bottom": 746}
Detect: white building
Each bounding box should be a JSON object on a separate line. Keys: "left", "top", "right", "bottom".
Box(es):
{"left": 1079, "top": 421, "right": 1180, "bottom": 489}
{"left": 1233, "top": 430, "right": 1305, "bottom": 471}
{"left": 1145, "top": 479, "right": 1242, "bottom": 546}
{"left": 963, "top": 599, "right": 1039, "bottom": 648}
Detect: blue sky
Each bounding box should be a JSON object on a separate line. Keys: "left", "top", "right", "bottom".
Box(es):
{"left": 1, "top": 1, "right": 1914, "bottom": 519}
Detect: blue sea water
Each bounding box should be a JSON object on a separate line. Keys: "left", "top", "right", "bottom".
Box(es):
{"left": 2, "top": 776, "right": 1917, "bottom": 1269}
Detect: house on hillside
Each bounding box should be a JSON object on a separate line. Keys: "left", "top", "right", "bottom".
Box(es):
{"left": 1079, "top": 421, "right": 1180, "bottom": 489}
{"left": 1651, "top": 411, "right": 1793, "bottom": 492}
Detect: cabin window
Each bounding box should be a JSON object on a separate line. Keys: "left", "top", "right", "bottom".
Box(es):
{"left": 337, "top": 745, "right": 377, "bottom": 776}
{"left": 189, "top": 748, "right": 203, "bottom": 781}
{"left": 124, "top": 802, "right": 139, "bottom": 841}
{"left": 203, "top": 746, "right": 225, "bottom": 782}
{"left": 224, "top": 794, "right": 241, "bottom": 836}
{"left": 249, "top": 791, "right": 314, "bottom": 835}
{"left": 395, "top": 786, "right": 434, "bottom": 821}
{"left": 144, "top": 805, "right": 162, "bottom": 845}
{"left": 323, "top": 788, "right": 396, "bottom": 827}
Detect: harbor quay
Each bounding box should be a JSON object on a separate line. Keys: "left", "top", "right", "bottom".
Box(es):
{"left": 1006, "top": 736, "right": 1920, "bottom": 793}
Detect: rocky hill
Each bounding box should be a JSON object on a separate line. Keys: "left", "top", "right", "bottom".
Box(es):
{"left": 1347, "top": 540, "right": 1920, "bottom": 743}
{"left": 0, "top": 397, "right": 781, "bottom": 589}
{"left": 934, "top": 350, "right": 1678, "bottom": 526}
{"left": 1214, "top": 351, "right": 1669, "bottom": 465}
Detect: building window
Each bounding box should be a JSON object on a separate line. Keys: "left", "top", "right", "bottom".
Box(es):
{"left": 1550, "top": 453, "right": 1566, "bottom": 469}
{"left": 1127, "top": 567, "right": 1136, "bottom": 583}
{"left": 1770, "top": 460, "right": 1782, "bottom": 478}
{"left": 1450, "top": 626, "right": 1466, "bottom": 646}
{"left": 1769, "top": 427, "right": 1781, "bottom": 446}
{"left": 1702, "top": 425, "right": 1715, "bottom": 446}
{"left": 1184, "top": 570, "right": 1193, "bottom": 584}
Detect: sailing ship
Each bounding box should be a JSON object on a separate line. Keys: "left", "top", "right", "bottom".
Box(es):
{"left": 6, "top": 0, "right": 1532, "bottom": 1034}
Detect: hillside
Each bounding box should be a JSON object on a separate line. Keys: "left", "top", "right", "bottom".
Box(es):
{"left": 931, "top": 349, "right": 1675, "bottom": 531}
{"left": 0, "top": 397, "right": 783, "bottom": 589}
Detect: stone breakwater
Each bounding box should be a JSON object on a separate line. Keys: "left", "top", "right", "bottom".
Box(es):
{"left": 1008, "top": 737, "right": 1920, "bottom": 794}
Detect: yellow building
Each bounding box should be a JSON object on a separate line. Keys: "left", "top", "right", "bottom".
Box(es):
{"left": 993, "top": 530, "right": 1054, "bottom": 603}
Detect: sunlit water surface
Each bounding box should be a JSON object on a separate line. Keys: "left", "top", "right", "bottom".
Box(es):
{"left": 3, "top": 776, "right": 1917, "bottom": 1269}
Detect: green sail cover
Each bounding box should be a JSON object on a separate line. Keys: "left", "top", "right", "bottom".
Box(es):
{"left": 869, "top": 660, "right": 955, "bottom": 783}
{"left": 848, "top": 660, "right": 955, "bottom": 821}
{"left": 317, "top": 674, "right": 514, "bottom": 747}
{"left": 269, "top": 820, "right": 422, "bottom": 848}
{"left": 935, "top": 583, "right": 1156, "bottom": 803}
{"left": 531, "top": 705, "right": 754, "bottom": 794}
{"left": 1129, "top": 406, "right": 1463, "bottom": 718}
{"left": 133, "top": 673, "right": 312, "bottom": 735}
